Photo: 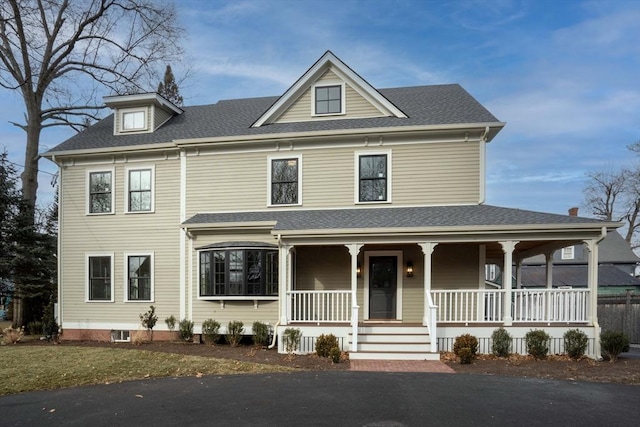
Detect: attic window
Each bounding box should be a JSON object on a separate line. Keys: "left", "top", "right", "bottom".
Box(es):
{"left": 561, "top": 246, "right": 574, "bottom": 260}
{"left": 314, "top": 84, "right": 343, "bottom": 115}
{"left": 121, "top": 109, "right": 147, "bottom": 132}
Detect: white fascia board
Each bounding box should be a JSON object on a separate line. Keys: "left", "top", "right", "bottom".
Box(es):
{"left": 104, "top": 93, "right": 183, "bottom": 115}
{"left": 41, "top": 142, "right": 178, "bottom": 159}
{"left": 182, "top": 221, "right": 278, "bottom": 232}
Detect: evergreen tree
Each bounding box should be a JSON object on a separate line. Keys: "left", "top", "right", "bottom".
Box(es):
{"left": 157, "top": 65, "right": 184, "bottom": 107}
{"left": 0, "top": 150, "right": 21, "bottom": 309}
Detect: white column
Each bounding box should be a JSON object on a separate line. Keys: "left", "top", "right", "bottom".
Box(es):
{"left": 346, "top": 244, "right": 363, "bottom": 352}
{"left": 500, "top": 241, "right": 518, "bottom": 326}
{"left": 584, "top": 239, "right": 601, "bottom": 358}
{"left": 515, "top": 259, "right": 523, "bottom": 289}
{"left": 279, "top": 244, "right": 291, "bottom": 325}
{"left": 545, "top": 251, "right": 553, "bottom": 289}
{"left": 419, "top": 243, "right": 437, "bottom": 325}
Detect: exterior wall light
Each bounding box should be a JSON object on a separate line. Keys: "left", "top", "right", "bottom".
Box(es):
{"left": 406, "top": 261, "right": 414, "bottom": 278}
{"left": 356, "top": 262, "right": 362, "bottom": 278}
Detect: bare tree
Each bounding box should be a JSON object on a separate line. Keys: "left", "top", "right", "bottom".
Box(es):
{"left": 583, "top": 142, "right": 640, "bottom": 250}
{"left": 0, "top": 0, "right": 184, "bottom": 326}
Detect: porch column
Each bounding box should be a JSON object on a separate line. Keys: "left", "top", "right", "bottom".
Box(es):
{"left": 515, "top": 259, "right": 523, "bottom": 289}
{"left": 544, "top": 251, "right": 554, "bottom": 289}
{"left": 279, "top": 244, "right": 292, "bottom": 325}
{"left": 500, "top": 241, "right": 518, "bottom": 326}
{"left": 419, "top": 243, "right": 438, "bottom": 326}
{"left": 346, "top": 244, "right": 363, "bottom": 352}
{"left": 584, "top": 239, "right": 601, "bottom": 358}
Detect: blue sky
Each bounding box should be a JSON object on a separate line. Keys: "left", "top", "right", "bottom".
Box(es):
{"left": 1, "top": 0, "right": 639, "bottom": 216}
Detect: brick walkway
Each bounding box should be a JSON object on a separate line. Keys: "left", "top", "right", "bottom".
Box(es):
{"left": 350, "top": 360, "right": 455, "bottom": 373}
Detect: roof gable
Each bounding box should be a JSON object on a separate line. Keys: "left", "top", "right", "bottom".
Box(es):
{"left": 251, "top": 51, "right": 407, "bottom": 127}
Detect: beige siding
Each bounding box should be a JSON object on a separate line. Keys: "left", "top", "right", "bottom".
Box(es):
{"left": 432, "top": 244, "right": 481, "bottom": 290}
{"left": 59, "top": 157, "right": 182, "bottom": 327}
{"left": 401, "top": 245, "right": 426, "bottom": 322}
{"left": 153, "top": 105, "right": 173, "bottom": 129}
{"left": 295, "top": 246, "right": 350, "bottom": 290}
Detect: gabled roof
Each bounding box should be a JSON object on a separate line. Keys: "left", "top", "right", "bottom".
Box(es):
{"left": 251, "top": 50, "right": 407, "bottom": 127}
{"left": 44, "top": 84, "right": 503, "bottom": 155}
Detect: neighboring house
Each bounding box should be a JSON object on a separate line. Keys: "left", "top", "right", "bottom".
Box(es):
{"left": 43, "top": 51, "right": 620, "bottom": 359}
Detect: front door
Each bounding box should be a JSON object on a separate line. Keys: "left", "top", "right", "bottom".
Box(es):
{"left": 369, "top": 256, "right": 397, "bottom": 319}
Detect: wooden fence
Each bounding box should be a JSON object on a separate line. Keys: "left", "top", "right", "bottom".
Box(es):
{"left": 598, "top": 292, "right": 640, "bottom": 344}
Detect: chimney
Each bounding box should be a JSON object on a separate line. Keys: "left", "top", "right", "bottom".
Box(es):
{"left": 568, "top": 207, "right": 579, "bottom": 217}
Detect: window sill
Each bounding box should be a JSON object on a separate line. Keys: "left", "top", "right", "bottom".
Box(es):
{"left": 124, "top": 299, "right": 155, "bottom": 303}
{"left": 124, "top": 210, "right": 155, "bottom": 214}
{"left": 355, "top": 200, "right": 392, "bottom": 205}
{"left": 85, "top": 300, "right": 115, "bottom": 303}
{"left": 311, "top": 112, "right": 345, "bottom": 118}
{"left": 267, "top": 203, "right": 302, "bottom": 208}
{"left": 198, "top": 296, "right": 278, "bottom": 301}
{"left": 86, "top": 212, "right": 115, "bottom": 216}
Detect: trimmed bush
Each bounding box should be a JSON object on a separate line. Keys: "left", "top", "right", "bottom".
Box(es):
{"left": 453, "top": 334, "right": 478, "bottom": 362}
{"left": 600, "top": 330, "right": 630, "bottom": 362}
{"left": 283, "top": 328, "right": 302, "bottom": 354}
{"left": 252, "top": 321, "right": 269, "bottom": 347}
{"left": 315, "top": 333, "right": 339, "bottom": 358}
{"left": 329, "top": 346, "right": 341, "bottom": 364}
{"left": 178, "top": 319, "right": 194, "bottom": 342}
{"left": 525, "top": 329, "right": 550, "bottom": 359}
{"left": 491, "top": 327, "right": 512, "bottom": 357}
{"left": 564, "top": 329, "right": 588, "bottom": 359}
{"left": 226, "top": 320, "right": 244, "bottom": 347}
{"left": 202, "top": 319, "right": 221, "bottom": 345}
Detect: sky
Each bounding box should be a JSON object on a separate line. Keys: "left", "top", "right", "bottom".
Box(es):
{"left": 1, "top": 0, "right": 639, "bottom": 217}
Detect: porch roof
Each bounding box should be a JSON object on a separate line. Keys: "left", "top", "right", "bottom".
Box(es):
{"left": 520, "top": 264, "right": 640, "bottom": 288}
{"left": 182, "top": 204, "right": 617, "bottom": 234}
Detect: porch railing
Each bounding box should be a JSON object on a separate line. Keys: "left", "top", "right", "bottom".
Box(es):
{"left": 288, "top": 290, "right": 352, "bottom": 323}
{"left": 431, "top": 289, "right": 590, "bottom": 324}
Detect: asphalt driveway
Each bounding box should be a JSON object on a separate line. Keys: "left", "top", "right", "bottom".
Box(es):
{"left": 1, "top": 372, "right": 638, "bottom": 426}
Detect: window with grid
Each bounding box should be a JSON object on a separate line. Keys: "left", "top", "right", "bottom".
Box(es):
{"left": 88, "top": 256, "right": 112, "bottom": 301}
{"left": 315, "top": 85, "right": 342, "bottom": 114}
{"left": 359, "top": 154, "right": 387, "bottom": 202}
{"left": 89, "top": 171, "right": 113, "bottom": 213}
{"left": 127, "top": 255, "right": 152, "bottom": 301}
{"left": 271, "top": 158, "right": 299, "bottom": 205}
{"left": 128, "top": 169, "right": 152, "bottom": 212}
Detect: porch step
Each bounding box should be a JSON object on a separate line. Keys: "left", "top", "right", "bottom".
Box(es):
{"left": 349, "top": 324, "right": 438, "bottom": 361}
{"left": 349, "top": 351, "right": 440, "bottom": 361}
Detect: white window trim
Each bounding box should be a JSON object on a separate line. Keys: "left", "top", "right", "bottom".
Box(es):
{"left": 363, "top": 250, "right": 403, "bottom": 321}
{"left": 124, "top": 165, "right": 155, "bottom": 213}
{"left": 123, "top": 252, "right": 155, "bottom": 303}
{"left": 561, "top": 246, "right": 575, "bottom": 260}
{"left": 86, "top": 253, "right": 115, "bottom": 303}
{"left": 86, "top": 168, "right": 115, "bottom": 215}
{"left": 354, "top": 150, "right": 392, "bottom": 204}
{"left": 267, "top": 154, "right": 303, "bottom": 207}
{"left": 119, "top": 107, "right": 149, "bottom": 133}
{"left": 311, "top": 81, "right": 346, "bottom": 117}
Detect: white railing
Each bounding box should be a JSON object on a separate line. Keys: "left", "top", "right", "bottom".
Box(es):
{"left": 426, "top": 293, "right": 438, "bottom": 345}
{"left": 513, "top": 289, "right": 589, "bottom": 323}
{"left": 288, "top": 290, "right": 352, "bottom": 323}
{"left": 431, "top": 290, "right": 505, "bottom": 323}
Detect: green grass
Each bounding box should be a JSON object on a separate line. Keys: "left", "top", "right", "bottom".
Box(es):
{"left": 0, "top": 345, "right": 292, "bottom": 396}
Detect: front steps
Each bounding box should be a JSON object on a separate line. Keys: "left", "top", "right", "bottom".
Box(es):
{"left": 348, "top": 324, "right": 440, "bottom": 361}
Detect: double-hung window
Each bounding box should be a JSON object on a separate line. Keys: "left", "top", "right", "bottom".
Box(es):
{"left": 126, "top": 254, "right": 153, "bottom": 301}
{"left": 561, "top": 246, "right": 575, "bottom": 260}
{"left": 358, "top": 152, "right": 390, "bottom": 202}
{"left": 199, "top": 247, "right": 278, "bottom": 298}
{"left": 87, "top": 254, "right": 113, "bottom": 302}
{"left": 269, "top": 156, "right": 301, "bottom": 206}
{"left": 88, "top": 170, "right": 114, "bottom": 214}
{"left": 127, "top": 167, "right": 153, "bottom": 212}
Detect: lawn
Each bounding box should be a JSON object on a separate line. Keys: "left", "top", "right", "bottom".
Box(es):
{"left": 0, "top": 344, "right": 293, "bottom": 396}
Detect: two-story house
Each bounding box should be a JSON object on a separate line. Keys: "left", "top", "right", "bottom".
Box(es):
{"left": 43, "top": 51, "right": 620, "bottom": 359}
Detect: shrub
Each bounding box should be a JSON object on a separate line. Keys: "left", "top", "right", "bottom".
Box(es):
{"left": 564, "top": 329, "right": 588, "bottom": 359}
{"left": 2, "top": 326, "right": 24, "bottom": 344}
{"left": 453, "top": 334, "right": 478, "bottom": 362}
{"left": 329, "top": 346, "right": 341, "bottom": 364}
{"left": 165, "top": 315, "right": 177, "bottom": 332}
{"left": 178, "top": 319, "right": 194, "bottom": 342}
{"left": 42, "top": 301, "right": 59, "bottom": 342}
{"left": 226, "top": 320, "right": 244, "bottom": 347}
{"left": 252, "top": 321, "right": 269, "bottom": 347}
{"left": 202, "top": 319, "right": 221, "bottom": 345}
{"left": 525, "top": 329, "right": 550, "bottom": 359}
{"left": 600, "top": 330, "right": 630, "bottom": 362}
{"left": 26, "top": 320, "right": 43, "bottom": 336}
{"left": 315, "top": 333, "right": 339, "bottom": 358}
{"left": 491, "top": 327, "right": 512, "bottom": 357}
{"left": 283, "top": 328, "right": 302, "bottom": 354}
{"left": 139, "top": 305, "right": 158, "bottom": 341}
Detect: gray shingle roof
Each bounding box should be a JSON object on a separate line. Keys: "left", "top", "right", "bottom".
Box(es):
{"left": 520, "top": 264, "right": 640, "bottom": 288}
{"left": 182, "top": 204, "right": 606, "bottom": 231}
{"left": 46, "top": 84, "right": 501, "bottom": 153}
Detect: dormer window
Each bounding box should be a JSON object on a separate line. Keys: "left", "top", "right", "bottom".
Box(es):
{"left": 313, "top": 83, "right": 345, "bottom": 116}
{"left": 121, "top": 109, "right": 147, "bottom": 132}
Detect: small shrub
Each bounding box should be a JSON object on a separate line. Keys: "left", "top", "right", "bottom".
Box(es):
{"left": 315, "top": 333, "right": 339, "bottom": 358}
{"left": 165, "top": 315, "right": 177, "bottom": 332}
{"left": 458, "top": 347, "right": 474, "bottom": 364}
{"left": 329, "top": 346, "right": 341, "bottom": 364}
{"left": 1, "top": 326, "right": 24, "bottom": 344}
{"left": 525, "top": 329, "right": 550, "bottom": 359}
{"left": 252, "top": 321, "right": 269, "bottom": 347}
{"left": 202, "top": 319, "right": 221, "bottom": 345}
{"left": 42, "top": 301, "right": 59, "bottom": 342}
{"left": 226, "top": 320, "right": 244, "bottom": 347}
{"left": 600, "top": 330, "right": 630, "bottom": 362}
{"left": 564, "top": 329, "right": 588, "bottom": 359}
{"left": 26, "top": 320, "right": 43, "bottom": 336}
{"left": 131, "top": 330, "right": 146, "bottom": 345}
{"left": 139, "top": 305, "right": 158, "bottom": 341}
{"left": 491, "top": 327, "right": 512, "bottom": 357}
{"left": 283, "top": 328, "right": 302, "bottom": 354}
{"left": 453, "top": 334, "right": 478, "bottom": 362}
{"left": 178, "top": 319, "right": 194, "bottom": 342}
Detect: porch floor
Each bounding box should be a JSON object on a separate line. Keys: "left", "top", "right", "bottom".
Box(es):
{"left": 350, "top": 359, "right": 455, "bottom": 373}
